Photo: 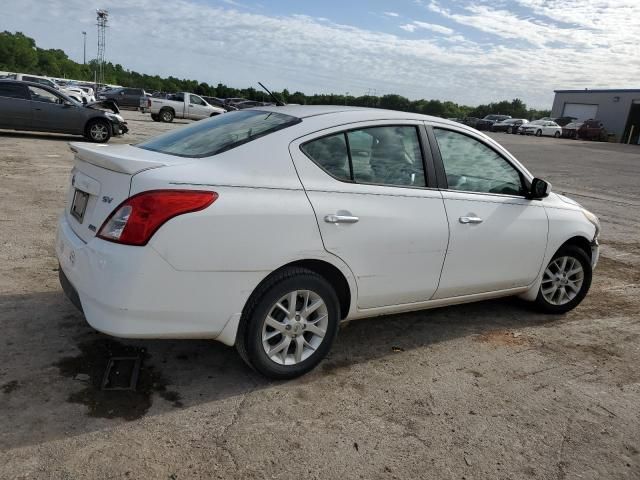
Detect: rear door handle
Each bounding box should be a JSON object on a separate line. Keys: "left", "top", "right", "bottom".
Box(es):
{"left": 459, "top": 216, "right": 483, "bottom": 224}
{"left": 324, "top": 214, "right": 359, "bottom": 224}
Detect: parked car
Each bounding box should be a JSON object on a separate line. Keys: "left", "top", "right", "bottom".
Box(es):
{"left": 561, "top": 121, "right": 583, "bottom": 139}
{"left": 552, "top": 116, "right": 577, "bottom": 127}
{"left": 145, "top": 92, "right": 226, "bottom": 122}
{"left": 234, "top": 100, "right": 275, "bottom": 109}
{"left": 461, "top": 117, "right": 480, "bottom": 128}
{"left": 475, "top": 114, "right": 512, "bottom": 131}
{"left": 202, "top": 96, "right": 236, "bottom": 111}
{"left": 491, "top": 118, "right": 528, "bottom": 134}
{"left": 577, "top": 119, "right": 606, "bottom": 141}
{"left": 56, "top": 106, "right": 600, "bottom": 379}
{"left": 519, "top": 120, "right": 562, "bottom": 137}
{"left": 0, "top": 79, "right": 128, "bottom": 142}
{"left": 98, "top": 87, "right": 147, "bottom": 108}
{"left": 7, "top": 73, "right": 89, "bottom": 104}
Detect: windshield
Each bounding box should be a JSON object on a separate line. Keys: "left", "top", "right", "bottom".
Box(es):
{"left": 137, "top": 110, "right": 301, "bottom": 158}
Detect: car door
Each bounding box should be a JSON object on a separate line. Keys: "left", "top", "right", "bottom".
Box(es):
{"left": 428, "top": 126, "right": 548, "bottom": 299}
{"left": 27, "top": 85, "right": 84, "bottom": 134}
{"left": 0, "top": 82, "right": 32, "bottom": 129}
{"left": 289, "top": 122, "right": 449, "bottom": 309}
{"left": 187, "top": 94, "right": 210, "bottom": 119}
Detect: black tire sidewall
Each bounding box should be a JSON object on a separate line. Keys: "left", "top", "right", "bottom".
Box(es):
{"left": 535, "top": 245, "right": 593, "bottom": 314}
{"left": 244, "top": 272, "right": 340, "bottom": 379}
{"left": 536, "top": 130, "right": 542, "bottom": 137}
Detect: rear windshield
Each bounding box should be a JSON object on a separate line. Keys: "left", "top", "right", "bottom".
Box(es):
{"left": 137, "top": 110, "right": 301, "bottom": 158}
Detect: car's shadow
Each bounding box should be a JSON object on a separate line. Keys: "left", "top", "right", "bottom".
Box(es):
{"left": 0, "top": 288, "right": 559, "bottom": 451}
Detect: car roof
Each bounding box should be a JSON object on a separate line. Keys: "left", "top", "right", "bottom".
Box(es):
{"left": 249, "top": 104, "right": 462, "bottom": 126}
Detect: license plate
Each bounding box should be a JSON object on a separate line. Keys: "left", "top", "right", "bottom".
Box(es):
{"left": 70, "top": 189, "right": 90, "bottom": 223}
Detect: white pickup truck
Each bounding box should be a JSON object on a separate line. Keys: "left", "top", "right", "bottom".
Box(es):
{"left": 145, "top": 92, "right": 226, "bottom": 122}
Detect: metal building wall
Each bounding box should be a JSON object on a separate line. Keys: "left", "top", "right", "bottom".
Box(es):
{"left": 551, "top": 90, "right": 640, "bottom": 142}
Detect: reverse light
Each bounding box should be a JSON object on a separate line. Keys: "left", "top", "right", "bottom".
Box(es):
{"left": 98, "top": 190, "right": 217, "bottom": 246}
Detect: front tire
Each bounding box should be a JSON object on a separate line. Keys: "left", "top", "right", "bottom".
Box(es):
{"left": 534, "top": 245, "right": 592, "bottom": 314}
{"left": 85, "top": 119, "right": 112, "bottom": 143}
{"left": 236, "top": 267, "right": 340, "bottom": 379}
{"left": 507, "top": 126, "right": 513, "bottom": 134}
{"left": 150, "top": 113, "right": 160, "bottom": 122}
{"left": 535, "top": 129, "right": 542, "bottom": 137}
{"left": 554, "top": 131, "right": 560, "bottom": 138}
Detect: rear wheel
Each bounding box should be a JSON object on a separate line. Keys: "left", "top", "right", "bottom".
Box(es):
{"left": 150, "top": 113, "right": 160, "bottom": 122}
{"left": 236, "top": 267, "right": 340, "bottom": 379}
{"left": 554, "top": 131, "right": 560, "bottom": 138}
{"left": 85, "top": 119, "right": 112, "bottom": 143}
{"left": 160, "top": 109, "right": 174, "bottom": 123}
{"left": 534, "top": 245, "right": 592, "bottom": 314}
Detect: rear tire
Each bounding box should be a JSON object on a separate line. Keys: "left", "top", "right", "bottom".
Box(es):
{"left": 236, "top": 267, "right": 340, "bottom": 379}
{"left": 85, "top": 119, "right": 112, "bottom": 143}
{"left": 554, "top": 131, "right": 560, "bottom": 138}
{"left": 160, "top": 108, "right": 174, "bottom": 123}
{"left": 533, "top": 245, "right": 592, "bottom": 314}
{"left": 150, "top": 113, "right": 160, "bottom": 122}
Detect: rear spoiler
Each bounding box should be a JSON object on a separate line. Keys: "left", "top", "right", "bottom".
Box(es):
{"left": 69, "top": 143, "right": 169, "bottom": 175}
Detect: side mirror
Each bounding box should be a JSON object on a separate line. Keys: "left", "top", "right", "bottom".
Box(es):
{"left": 63, "top": 100, "right": 74, "bottom": 107}
{"left": 529, "top": 178, "right": 551, "bottom": 199}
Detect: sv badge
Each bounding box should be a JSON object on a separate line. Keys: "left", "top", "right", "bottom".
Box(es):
{"left": 102, "top": 196, "right": 114, "bottom": 204}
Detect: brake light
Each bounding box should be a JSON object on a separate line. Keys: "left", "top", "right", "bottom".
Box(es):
{"left": 97, "top": 190, "right": 217, "bottom": 246}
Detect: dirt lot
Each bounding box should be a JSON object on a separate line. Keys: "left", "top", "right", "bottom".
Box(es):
{"left": 1, "top": 112, "right": 639, "bottom": 480}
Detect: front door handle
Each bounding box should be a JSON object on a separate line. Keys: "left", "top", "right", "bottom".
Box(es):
{"left": 459, "top": 216, "right": 483, "bottom": 224}
{"left": 324, "top": 213, "right": 359, "bottom": 224}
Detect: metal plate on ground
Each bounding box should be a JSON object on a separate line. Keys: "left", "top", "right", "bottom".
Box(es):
{"left": 101, "top": 356, "right": 142, "bottom": 391}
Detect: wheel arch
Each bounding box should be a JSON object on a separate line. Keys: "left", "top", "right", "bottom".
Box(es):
{"left": 558, "top": 235, "right": 593, "bottom": 260}
{"left": 216, "top": 257, "right": 355, "bottom": 347}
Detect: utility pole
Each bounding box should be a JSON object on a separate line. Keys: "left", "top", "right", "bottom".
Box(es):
{"left": 82, "top": 31, "right": 87, "bottom": 64}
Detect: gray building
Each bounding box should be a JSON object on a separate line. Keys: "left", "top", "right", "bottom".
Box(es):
{"left": 551, "top": 89, "right": 640, "bottom": 144}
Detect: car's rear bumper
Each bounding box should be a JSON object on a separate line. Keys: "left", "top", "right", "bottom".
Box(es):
{"left": 55, "top": 215, "right": 261, "bottom": 342}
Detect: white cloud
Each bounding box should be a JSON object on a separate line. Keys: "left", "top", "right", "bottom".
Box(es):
{"left": 383, "top": 11, "right": 400, "bottom": 17}
{"left": 400, "top": 20, "right": 454, "bottom": 35}
{"left": 2, "top": 0, "right": 639, "bottom": 108}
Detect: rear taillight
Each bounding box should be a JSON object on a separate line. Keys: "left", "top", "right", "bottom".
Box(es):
{"left": 97, "top": 190, "right": 217, "bottom": 246}
{"left": 147, "top": 98, "right": 151, "bottom": 107}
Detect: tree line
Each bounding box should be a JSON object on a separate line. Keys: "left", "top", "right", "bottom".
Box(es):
{"left": 0, "top": 31, "right": 550, "bottom": 119}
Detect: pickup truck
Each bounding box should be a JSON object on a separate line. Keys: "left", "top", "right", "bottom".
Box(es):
{"left": 144, "top": 92, "right": 226, "bottom": 122}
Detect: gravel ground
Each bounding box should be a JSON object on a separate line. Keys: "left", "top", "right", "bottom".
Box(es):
{"left": 0, "top": 112, "right": 639, "bottom": 480}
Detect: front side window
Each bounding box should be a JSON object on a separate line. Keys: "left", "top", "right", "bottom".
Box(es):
{"left": 138, "top": 110, "right": 301, "bottom": 158}
{"left": 190, "top": 94, "right": 205, "bottom": 106}
{"left": 301, "top": 125, "right": 426, "bottom": 188}
{"left": 433, "top": 128, "right": 524, "bottom": 196}
{"left": 28, "top": 86, "right": 62, "bottom": 104}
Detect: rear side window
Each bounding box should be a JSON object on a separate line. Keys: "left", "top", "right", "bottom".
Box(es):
{"left": 301, "top": 126, "right": 426, "bottom": 188}
{"left": 0, "top": 83, "right": 27, "bottom": 99}
{"left": 138, "top": 110, "right": 301, "bottom": 158}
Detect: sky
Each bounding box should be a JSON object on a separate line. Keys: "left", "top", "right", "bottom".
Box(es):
{"left": 3, "top": 0, "right": 639, "bottom": 108}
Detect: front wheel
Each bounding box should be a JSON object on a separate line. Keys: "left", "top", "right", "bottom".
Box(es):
{"left": 85, "top": 119, "right": 112, "bottom": 143}
{"left": 534, "top": 245, "right": 592, "bottom": 314}
{"left": 507, "top": 126, "right": 513, "bottom": 134}
{"left": 554, "top": 131, "right": 560, "bottom": 138}
{"left": 535, "top": 129, "right": 542, "bottom": 137}
{"left": 236, "top": 267, "right": 340, "bottom": 379}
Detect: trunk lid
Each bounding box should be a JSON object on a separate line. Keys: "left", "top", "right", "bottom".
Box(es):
{"left": 64, "top": 142, "right": 189, "bottom": 243}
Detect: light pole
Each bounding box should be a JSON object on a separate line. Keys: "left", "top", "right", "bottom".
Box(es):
{"left": 82, "top": 31, "right": 87, "bottom": 64}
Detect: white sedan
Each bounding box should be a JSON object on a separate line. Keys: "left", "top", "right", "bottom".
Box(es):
{"left": 56, "top": 106, "right": 600, "bottom": 378}
{"left": 520, "top": 120, "right": 562, "bottom": 137}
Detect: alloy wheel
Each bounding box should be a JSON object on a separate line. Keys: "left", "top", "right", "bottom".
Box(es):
{"left": 261, "top": 290, "right": 328, "bottom": 365}
{"left": 90, "top": 123, "right": 108, "bottom": 141}
{"left": 541, "top": 256, "right": 584, "bottom": 305}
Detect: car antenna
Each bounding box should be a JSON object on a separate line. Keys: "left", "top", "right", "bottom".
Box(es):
{"left": 258, "top": 82, "right": 286, "bottom": 106}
